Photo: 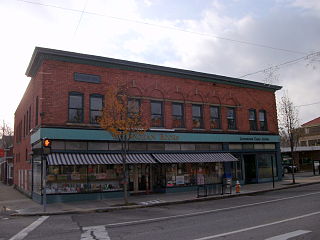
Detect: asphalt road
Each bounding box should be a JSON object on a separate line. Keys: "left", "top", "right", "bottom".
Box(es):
{"left": 2, "top": 183, "right": 320, "bottom": 240}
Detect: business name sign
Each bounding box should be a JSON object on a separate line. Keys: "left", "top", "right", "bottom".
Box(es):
{"left": 32, "top": 128, "right": 280, "bottom": 143}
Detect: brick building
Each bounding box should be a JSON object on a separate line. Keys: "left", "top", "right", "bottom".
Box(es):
{"left": 299, "top": 117, "right": 320, "bottom": 147}
{"left": 282, "top": 117, "right": 320, "bottom": 171}
{"left": 14, "top": 47, "right": 282, "bottom": 202}
{"left": 0, "top": 136, "right": 14, "bottom": 185}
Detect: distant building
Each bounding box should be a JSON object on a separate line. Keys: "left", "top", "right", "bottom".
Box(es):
{"left": 14, "top": 47, "right": 282, "bottom": 203}
{"left": 299, "top": 117, "right": 320, "bottom": 147}
{"left": 281, "top": 117, "right": 320, "bottom": 171}
{"left": 0, "top": 136, "right": 14, "bottom": 185}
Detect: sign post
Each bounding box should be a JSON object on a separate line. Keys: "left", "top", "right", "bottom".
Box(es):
{"left": 271, "top": 156, "right": 275, "bottom": 189}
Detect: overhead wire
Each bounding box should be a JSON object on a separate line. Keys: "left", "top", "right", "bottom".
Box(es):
{"left": 16, "top": 0, "right": 307, "bottom": 55}
{"left": 239, "top": 51, "right": 320, "bottom": 78}
{"left": 73, "top": 0, "right": 88, "bottom": 37}
{"left": 296, "top": 101, "right": 320, "bottom": 108}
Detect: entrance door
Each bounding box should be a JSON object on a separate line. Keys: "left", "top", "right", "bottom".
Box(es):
{"left": 129, "top": 164, "right": 152, "bottom": 193}
{"left": 244, "top": 154, "right": 257, "bottom": 183}
{"left": 152, "top": 164, "right": 166, "bottom": 193}
{"left": 138, "top": 164, "right": 149, "bottom": 191}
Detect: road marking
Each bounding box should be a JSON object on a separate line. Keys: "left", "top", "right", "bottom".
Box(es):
{"left": 98, "top": 191, "right": 320, "bottom": 227}
{"left": 9, "top": 216, "right": 49, "bottom": 240}
{"left": 139, "top": 200, "right": 166, "bottom": 205}
{"left": 193, "top": 212, "right": 320, "bottom": 240}
{"left": 265, "top": 230, "right": 311, "bottom": 240}
{"left": 81, "top": 226, "right": 110, "bottom": 240}
{"left": 81, "top": 191, "right": 320, "bottom": 230}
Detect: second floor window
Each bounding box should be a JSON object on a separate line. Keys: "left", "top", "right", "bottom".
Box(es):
{"left": 192, "top": 104, "right": 203, "bottom": 129}
{"left": 227, "top": 107, "right": 236, "bottom": 129}
{"left": 68, "top": 92, "right": 83, "bottom": 123}
{"left": 259, "top": 110, "right": 267, "bottom": 131}
{"left": 210, "top": 106, "right": 221, "bottom": 129}
{"left": 249, "top": 109, "right": 257, "bottom": 131}
{"left": 172, "top": 103, "right": 184, "bottom": 128}
{"left": 90, "top": 94, "right": 104, "bottom": 124}
{"left": 151, "top": 101, "right": 163, "bottom": 127}
{"left": 128, "top": 98, "right": 141, "bottom": 117}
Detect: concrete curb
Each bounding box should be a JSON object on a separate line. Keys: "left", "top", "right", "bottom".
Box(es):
{"left": 11, "top": 181, "right": 320, "bottom": 217}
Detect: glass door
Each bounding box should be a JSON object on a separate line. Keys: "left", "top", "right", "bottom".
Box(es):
{"left": 244, "top": 154, "right": 257, "bottom": 183}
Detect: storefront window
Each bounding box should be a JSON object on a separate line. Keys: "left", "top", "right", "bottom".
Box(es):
{"left": 32, "top": 160, "right": 42, "bottom": 194}
{"left": 46, "top": 165, "right": 122, "bottom": 194}
{"left": 257, "top": 154, "right": 277, "bottom": 178}
{"left": 231, "top": 154, "right": 242, "bottom": 180}
{"left": 165, "top": 163, "right": 223, "bottom": 187}
{"left": 203, "top": 163, "right": 224, "bottom": 184}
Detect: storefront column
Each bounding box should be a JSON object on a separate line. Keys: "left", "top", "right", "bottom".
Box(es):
{"left": 133, "top": 165, "right": 139, "bottom": 192}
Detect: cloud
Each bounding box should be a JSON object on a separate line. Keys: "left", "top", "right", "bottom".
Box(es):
{"left": 1, "top": 0, "right": 319, "bottom": 126}
{"left": 292, "top": 0, "right": 320, "bottom": 12}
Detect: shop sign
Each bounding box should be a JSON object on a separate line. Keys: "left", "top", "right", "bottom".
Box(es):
{"left": 239, "top": 137, "right": 271, "bottom": 142}
{"left": 33, "top": 127, "right": 280, "bottom": 143}
{"left": 176, "top": 175, "right": 185, "bottom": 185}
{"left": 132, "top": 134, "right": 180, "bottom": 141}
{"left": 0, "top": 149, "right": 4, "bottom": 158}
{"left": 197, "top": 174, "right": 205, "bottom": 185}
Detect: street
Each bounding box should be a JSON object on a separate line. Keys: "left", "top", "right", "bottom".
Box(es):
{"left": 2, "top": 183, "right": 320, "bottom": 240}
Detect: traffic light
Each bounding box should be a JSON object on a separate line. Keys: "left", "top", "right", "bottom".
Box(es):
{"left": 43, "top": 138, "right": 52, "bottom": 148}
{"left": 42, "top": 138, "right": 52, "bottom": 154}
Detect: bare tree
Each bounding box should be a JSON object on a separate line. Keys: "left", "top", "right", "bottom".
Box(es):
{"left": 1, "top": 121, "right": 13, "bottom": 149}
{"left": 278, "top": 92, "right": 300, "bottom": 184}
{"left": 263, "top": 66, "right": 279, "bottom": 85}
{"left": 99, "top": 85, "right": 147, "bottom": 204}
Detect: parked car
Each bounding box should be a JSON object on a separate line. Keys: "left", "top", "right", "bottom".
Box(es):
{"left": 282, "top": 157, "right": 298, "bottom": 175}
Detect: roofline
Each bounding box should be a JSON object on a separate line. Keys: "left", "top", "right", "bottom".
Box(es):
{"left": 26, "top": 47, "right": 282, "bottom": 91}
{"left": 301, "top": 117, "right": 320, "bottom": 127}
{"left": 281, "top": 146, "right": 320, "bottom": 153}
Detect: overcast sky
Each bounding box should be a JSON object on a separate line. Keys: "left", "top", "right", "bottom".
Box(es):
{"left": 1, "top": 0, "right": 319, "bottom": 128}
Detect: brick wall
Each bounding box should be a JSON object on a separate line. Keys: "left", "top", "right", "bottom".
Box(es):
{"left": 39, "top": 59, "right": 279, "bottom": 134}
{"left": 13, "top": 64, "right": 43, "bottom": 188}
{"left": 14, "top": 57, "right": 279, "bottom": 190}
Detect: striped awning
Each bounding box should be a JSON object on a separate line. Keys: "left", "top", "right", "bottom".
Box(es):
{"left": 47, "top": 153, "right": 156, "bottom": 165}
{"left": 152, "top": 153, "right": 238, "bottom": 163}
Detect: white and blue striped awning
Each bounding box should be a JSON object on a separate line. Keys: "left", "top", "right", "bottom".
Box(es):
{"left": 47, "top": 153, "right": 156, "bottom": 165}
{"left": 152, "top": 153, "right": 238, "bottom": 163}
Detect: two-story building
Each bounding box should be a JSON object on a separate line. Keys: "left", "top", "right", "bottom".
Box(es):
{"left": 282, "top": 117, "right": 320, "bottom": 171}
{"left": 14, "top": 47, "right": 282, "bottom": 203}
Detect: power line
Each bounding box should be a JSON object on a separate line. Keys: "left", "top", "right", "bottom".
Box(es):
{"left": 73, "top": 0, "right": 88, "bottom": 37}
{"left": 296, "top": 101, "right": 320, "bottom": 108}
{"left": 17, "top": 0, "right": 308, "bottom": 55}
{"left": 239, "top": 51, "right": 320, "bottom": 78}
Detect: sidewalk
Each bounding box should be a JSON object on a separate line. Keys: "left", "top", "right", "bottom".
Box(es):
{"left": 1, "top": 172, "right": 320, "bottom": 217}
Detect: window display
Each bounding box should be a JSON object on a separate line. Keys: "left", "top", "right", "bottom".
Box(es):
{"left": 258, "top": 154, "right": 277, "bottom": 178}
{"left": 32, "top": 161, "right": 42, "bottom": 194}
{"left": 46, "top": 165, "right": 122, "bottom": 194}
{"left": 165, "top": 163, "right": 223, "bottom": 187}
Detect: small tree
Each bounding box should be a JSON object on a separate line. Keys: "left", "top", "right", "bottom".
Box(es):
{"left": 0, "top": 121, "right": 13, "bottom": 138}
{"left": 99, "top": 85, "right": 147, "bottom": 204}
{"left": 278, "top": 92, "right": 300, "bottom": 184}
{"left": 1, "top": 121, "right": 13, "bottom": 148}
